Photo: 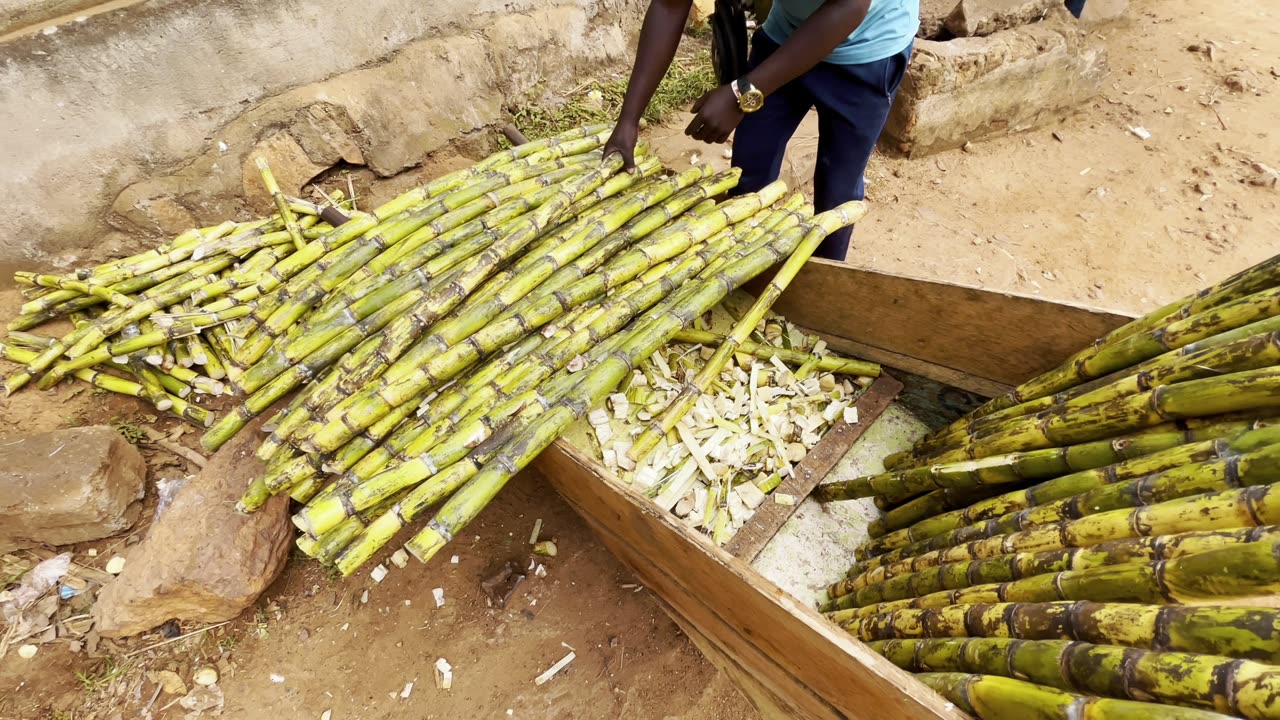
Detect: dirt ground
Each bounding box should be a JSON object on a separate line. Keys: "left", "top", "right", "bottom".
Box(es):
{"left": 1, "top": 0, "right": 1278, "bottom": 718}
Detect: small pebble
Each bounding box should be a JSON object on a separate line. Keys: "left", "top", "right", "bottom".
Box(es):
{"left": 105, "top": 556, "right": 126, "bottom": 574}
{"left": 17, "top": 644, "right": 37, "bottom": 659}
{"left": 433, "top": 588, "right": 445, "bottom": 608}
{"left": 321, "top": 711, "right": 332, "bottom": 720}
{"left": 370, "top": 565, "right": 388, "bottom": 583}
{"left": 360, "top": 589, "right": 369, "bottom": 604}
{"left": 389, "top": 549, "right": 409, "bottom": 569}
{"left": 450, "top": 555, "right": 460, "bottom": 564}
{"left": 270, "top": 673, "right": 285, "bottom": 684}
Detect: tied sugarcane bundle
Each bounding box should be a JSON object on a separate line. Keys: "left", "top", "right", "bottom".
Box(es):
{"left": 804, "top": 252, "right": 1280, "bottom": 719}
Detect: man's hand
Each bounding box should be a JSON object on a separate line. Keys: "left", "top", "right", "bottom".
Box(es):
{"left": 685, "top": 85, "right": 743, "bottom": 145}
{"left": 604, "top": 120, "right": 640, "bottom": 172}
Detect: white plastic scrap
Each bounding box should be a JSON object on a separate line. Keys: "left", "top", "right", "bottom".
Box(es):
{"left": 433, "top": 587, "right": 446, "bottom": 608}
{"left": 400, "top": 680, "right": 415, "bottom": 698}
{"left": 435, "top": 658, "right": 453, "bottom": 690}
{"left": 390, "top": 549, "right": 409, "bottom": 569}
{"left": 370, "top": 564, "right": 389, "bottom": 583}
{"left": 534, "top": 651, "right": 576, "bottom": 685}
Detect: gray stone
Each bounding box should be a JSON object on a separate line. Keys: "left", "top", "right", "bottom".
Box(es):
{"left": 1079, "top": 0, "right": 1130, "bottom": 25}
{"left": 0, "top": 426, "right": 146, "bottom": 553}
{"left": 884, "top": 17, "right": 1108, "bottom": 157}
{"left": 919, "top": 0, "right": 959, "bottom": 38}
{"left": 945, "top": 0, "right": 1060, "bottom": 37}
{"left": 92, "top": 414, "right": 291, "bottom": 638}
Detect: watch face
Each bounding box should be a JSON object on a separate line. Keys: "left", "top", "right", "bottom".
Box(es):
{"left": 741, "top": 91, "right": 764, "bottom": 113}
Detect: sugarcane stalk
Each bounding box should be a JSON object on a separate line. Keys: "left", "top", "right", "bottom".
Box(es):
{"left": 918, "top": 366, "right": 1280, "bottom": 467}
{"left": 670, "top": 328, "right": 878, "bottom": 376}
{"left": 957, "top": 253, "right": 1280, "bottom": 424}
{"left": 844, "top": 600, "right": 1280, "bottom": 663}
{"left": 818, "top": 418, "right": 1275, "bottom": 505}
{"left": 860, "top": 425, "right": 1280, "bottom": 559}
{"left": 914, "top": 672, "right": 1237, "bottom": 720}
{"left": 910, "top": 330, "right": 1280, "bottom": 465}
{"left": 830, "top": 525, "right": 1280, "bottom": 610}
{"left": 876, "top": 637, "right": 1280, "bottom": 719}
{"left": 926, "top": 320, "right": 1280, "bottom": 456}
{"left": 851, "top": 482, "right": 1280, "bottom": 589}
{"left": 834, "top": 536, "right": 1280, "bottom": 626}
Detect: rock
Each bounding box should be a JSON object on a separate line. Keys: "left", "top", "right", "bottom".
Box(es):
{"left": 91, "top": 414, "right": 291, "bottom": 638}
{"left": 0, "top": 426, "right": 146, "bottom": 553}
{"left": 918, "top": 0, "right": 958, "bottom": 39}
{"left": 1078, "top": 0, "right": 1130, "bottom": 25}
{"left": 288, "top": 103, "right": 365, "bottom": 169}
{"left": 884, "top": 17, "right": 1108, "bottom": 157}
{"left": 241, "top": 132, "right": 332, "bottom": 213}
{"left": 689, "top": 0, "right": 714, "bottom": 27}
{"left": 108, "top": 187, "right": 199, "bottom": 236}
{"left": 945, "top": 0, "right": 1059, "bottom": 37}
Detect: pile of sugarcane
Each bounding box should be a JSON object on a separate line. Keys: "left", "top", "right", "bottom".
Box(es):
{"left": 571, "top": 308, "right": 877, "bottom": 545}
{"left": 0, "top": 177, "right": 359, "bottom": 425}
{"left": 815, "top": 253, "right": 1280, "bottom": 720}
{"left": 2, "top": 124, "right": 869, "bottom": 579}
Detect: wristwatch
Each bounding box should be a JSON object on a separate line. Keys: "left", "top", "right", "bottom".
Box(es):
{"left": 732, "top": 77, "right": 765, "bottom": 113}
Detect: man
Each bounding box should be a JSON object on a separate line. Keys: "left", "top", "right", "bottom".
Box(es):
{"left": 604, "top": 0, "right": 919, "bottom": 260}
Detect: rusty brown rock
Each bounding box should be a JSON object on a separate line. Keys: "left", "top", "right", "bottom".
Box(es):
{"left": 92, "top": 415, "right": 290, "bottom": 638}
{"left": 0, "top": 426, "right": 146, "bottom": 553}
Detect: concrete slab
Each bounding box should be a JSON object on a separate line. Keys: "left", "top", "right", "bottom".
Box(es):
{"left": 751, "top": 403, "right": 931, "bottom": 607}
{"left": 884, "top": 16, "right": 1109, "bottom": 157}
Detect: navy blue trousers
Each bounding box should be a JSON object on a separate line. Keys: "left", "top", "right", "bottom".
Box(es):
{"left": 1065, "top": 0, "right": 1087, "bottom": 18}
{"left": 731, "top": 32, "right": 912, "bottom": 261}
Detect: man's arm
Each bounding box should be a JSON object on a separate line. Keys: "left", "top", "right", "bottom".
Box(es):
{"left": 688, "top": 0, "right": 871, "bottom": 143}
{"left": 604, "top": 0, "right": 694, "bottom": 170}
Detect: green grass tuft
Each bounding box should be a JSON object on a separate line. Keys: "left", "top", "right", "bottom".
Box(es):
{"left": 508, "top": 40, "right": 716, "bottom": 142}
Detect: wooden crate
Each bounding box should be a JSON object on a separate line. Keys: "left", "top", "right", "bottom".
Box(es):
{"left": 535, "top": 260, "right": 1133, "bottom": 719}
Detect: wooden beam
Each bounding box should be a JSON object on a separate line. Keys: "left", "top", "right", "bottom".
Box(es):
{"left": 726, "top": 373, "right": 904, "bottom": 561}
{"left": 535, "top": 441, "right": 968, "bottom": 720}
{"left": 746, "top": 261, "right": 1134, "bottom": 390}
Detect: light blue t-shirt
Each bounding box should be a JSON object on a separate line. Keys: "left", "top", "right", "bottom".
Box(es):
{"left": 761, "top": 0, "right": 919, "bottom": 65}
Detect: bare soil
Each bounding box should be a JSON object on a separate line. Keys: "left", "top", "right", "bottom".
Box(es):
{"left": 1, "top": 0, "right": 1277, "bottom": 718}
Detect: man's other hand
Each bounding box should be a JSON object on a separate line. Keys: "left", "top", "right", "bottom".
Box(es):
{"left": 685, "top": 85, "right": 743, "bottom": 145}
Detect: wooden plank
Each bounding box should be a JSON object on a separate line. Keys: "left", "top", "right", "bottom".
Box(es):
{"left": 668, "top": 609, "right": 810, "bottom": 719}
{"left": 746, "top": 260, "right": 1134, "bottom": 390}
{"left": 818, "top": 333, "right": 1011, "bottom": 398}
{"left": 726, "top": 373, "right": 904, "bottom": 562}
{"left": 535, "top": 441, "right": 969, "bottom": 720}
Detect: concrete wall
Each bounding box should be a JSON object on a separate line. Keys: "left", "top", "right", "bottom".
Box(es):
{"left": 0, "top": 0, "right": 645, "bottom": 267}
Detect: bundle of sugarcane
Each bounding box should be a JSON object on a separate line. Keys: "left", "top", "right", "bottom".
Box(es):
{"left": 805, "top": 253, "right": 1280, "bottom": 719}
{"left": 1, "top": 123, "right": 878, "bottom": 581}
{"left": 0, "top": 180, "right": 357, "bottom": 423}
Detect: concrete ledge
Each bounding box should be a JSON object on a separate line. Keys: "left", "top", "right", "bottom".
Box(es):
{"left": 884, "top": 16, "right": 1109, "bottom": 157}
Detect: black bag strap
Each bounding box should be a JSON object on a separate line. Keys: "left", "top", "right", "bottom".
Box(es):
{"left": 710, "top": 0, "right": 750, "bottom": 86}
